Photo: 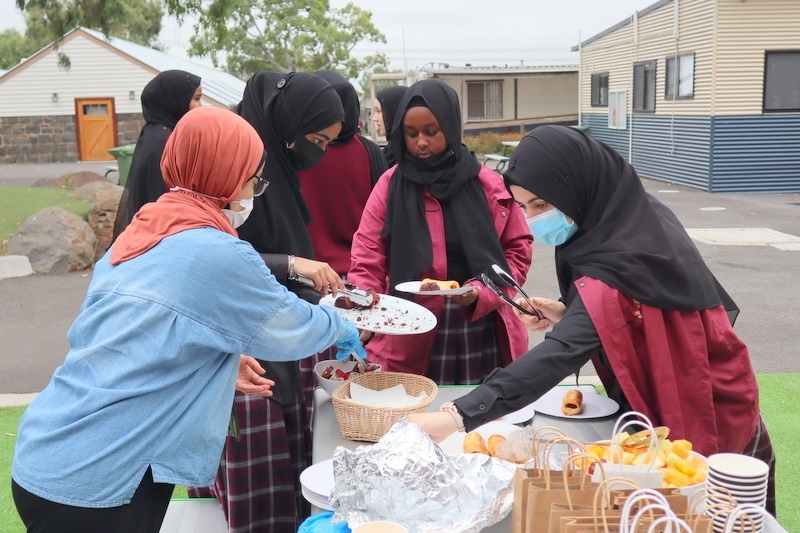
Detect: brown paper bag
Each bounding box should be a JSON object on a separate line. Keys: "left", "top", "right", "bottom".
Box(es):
{"left": 547, "top": 477, "right": 639, "bottom": 533}
{"left": 513, "top": 452, "right": 609, "bottom": 533}
{"left": 619, "top": 488, "right": 712, "bottom": 533}
{"left": 560, "top": 516, "right": 625, "bottom": 533}
{"left": 512, "top": 436, "right": 590, "bottom": 533}
{"left": 629, "top": 513, "right": 713, "bottom": 533}
{"left": 610, "top": 487, "right": 688, "bottom": 515}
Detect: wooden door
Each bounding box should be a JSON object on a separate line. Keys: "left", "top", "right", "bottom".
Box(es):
{"left": 75, "top": 98, "right": 118, "bottom": 161}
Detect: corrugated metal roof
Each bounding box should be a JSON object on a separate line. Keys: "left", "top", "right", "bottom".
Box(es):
{"left": 425, "top": 64, "right": 578, "bottom": 76}
{"left": 570, "top": 0, "right": 673, "bottom": 51}
{"left": 79, "top": 28, "right": 246, "bottom": 108}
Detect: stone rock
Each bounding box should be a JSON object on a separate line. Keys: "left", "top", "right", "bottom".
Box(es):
{"left": 87, "top": 183, "right": 124, "bottom": 260}
{"left": 55, "top": 171, "right": 108, "bottom": 189}
{"left": 31, "top": 178, "right": 58, "bottom": 187}
{"left": 6, "top": 207, "right": 96, "bottom": 274}
{"left": 71, "top": 180, "right": 124, "bottom": 201}
{"left": 0, "top": 255, "right": 33, "bottom": 279}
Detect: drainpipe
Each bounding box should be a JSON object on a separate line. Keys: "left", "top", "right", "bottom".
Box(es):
{"left": 628, "top": 10, "right": 638, "bottom": 163}
{"left": 577, "top": 30, "right": 582, "bottom": 128}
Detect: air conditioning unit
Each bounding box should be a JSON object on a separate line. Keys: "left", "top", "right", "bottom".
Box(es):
{"left": 608, "top": 90, "right": 627, "bottom": 130}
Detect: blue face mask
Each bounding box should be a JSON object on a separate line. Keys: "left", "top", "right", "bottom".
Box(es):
{"left": 527, "top": 208, "right": 579, "bottom": 246}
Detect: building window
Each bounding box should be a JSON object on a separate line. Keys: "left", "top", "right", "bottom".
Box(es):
{"left": 591, "top": 72, "right": 609, "bottom": 107}
{"left": 633, "top": 60, "right": 656, "bottom": 113}
{"left": 467, "top": 80, "right": 503, "bottom": 121}
{"left": 764, "top": 51, "right": 800, "bottom": 112}
{"left": 665, "top": 53, "right": 694, "bottom": 99}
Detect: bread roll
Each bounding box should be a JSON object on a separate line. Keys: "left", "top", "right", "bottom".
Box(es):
{"left": 463, "top": 431, "right": 489, "bottom": 454}
{"left": 487, "top": 434, "right": 507, "bottom": 457}
{"left": 561, "top": 389, "right": 583, "bottom": 416}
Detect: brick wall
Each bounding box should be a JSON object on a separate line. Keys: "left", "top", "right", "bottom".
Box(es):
{"left": 0, "top": 112, "right": 143, "bottom": 164}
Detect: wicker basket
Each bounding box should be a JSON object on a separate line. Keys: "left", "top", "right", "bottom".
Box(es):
{"left": 331, "top": 371, "right": 438, "bottom": 442}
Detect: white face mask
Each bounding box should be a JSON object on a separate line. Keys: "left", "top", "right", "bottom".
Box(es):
{"left": 223, "top": 197, "right": 254, "bottom": 228}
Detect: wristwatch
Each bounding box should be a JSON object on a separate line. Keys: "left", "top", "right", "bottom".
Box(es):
{"left": 440, "top": 401, "right": 466, "bottom": 432}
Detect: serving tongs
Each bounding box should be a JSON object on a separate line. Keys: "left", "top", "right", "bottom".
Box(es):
{"left": 296, "top": 273, "right": 375, "bottom": 308}
{"left": 481, "top": 264, "right": 544, "bottom": 319}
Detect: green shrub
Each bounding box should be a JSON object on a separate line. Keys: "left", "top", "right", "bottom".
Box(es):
{"left": 464, "top": 131, "right": 526, "bottom": 155}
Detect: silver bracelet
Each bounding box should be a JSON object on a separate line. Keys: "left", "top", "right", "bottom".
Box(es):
{"left": 288, "top": 255, "right": 297, "bottom": 280}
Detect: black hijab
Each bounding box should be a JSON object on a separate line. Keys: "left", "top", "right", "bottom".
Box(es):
{"left": 314, "top": 69, "right": 386, "bottom": 184}
{"left": 113, "top": 70, "right": 201, "bottom": 240}
{"left": 504, "top": 125, "right": 738, "bottom": 319}
{"left": 234, "top": 71, "right": 343, "bottom": 405}
{"left": 382, "top": 79, "right": 509, "bottom": 295}
{"left": 236, "top": 71, "right": 344, "bottom": 258}
{"left": 376, "top": 85, "right": 408, "bottom": 167}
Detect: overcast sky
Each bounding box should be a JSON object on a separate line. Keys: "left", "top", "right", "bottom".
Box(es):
{"left": 2, "top": 0, "right": 660, "bottom": 70}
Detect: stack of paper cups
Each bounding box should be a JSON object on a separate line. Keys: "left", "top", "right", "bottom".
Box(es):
{"left": 705, "top": 453, "right": 769, "bottom": 533}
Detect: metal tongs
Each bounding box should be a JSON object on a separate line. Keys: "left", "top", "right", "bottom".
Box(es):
{"left": 296, "top": 273, "right": 375, "bottom": 308}
{"left": 480, "top": 264, "right": 544, "bottom": 319}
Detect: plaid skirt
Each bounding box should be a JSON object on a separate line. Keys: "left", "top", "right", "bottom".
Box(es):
{"left": 740, "top": 416, "right": 777, "bottom": 517}
{"left": 299, "top": 347, "right": 337, "bottom": 426}
{"left": 188, "top": 392, "right": 311, "bottom": 533}
{"left": 426, "top": 301, "right": 503, "bottom": 385}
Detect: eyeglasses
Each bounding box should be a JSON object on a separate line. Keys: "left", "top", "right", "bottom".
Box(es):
{"left": 252, "top": 174, "right": 269, "bottom": 196}
{"left": 251, "top": 151, "right": 269, "bottom": 196}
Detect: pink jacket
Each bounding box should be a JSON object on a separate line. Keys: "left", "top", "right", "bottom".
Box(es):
{"left": 348, "top": 165, "right": 533, "bottom": 375}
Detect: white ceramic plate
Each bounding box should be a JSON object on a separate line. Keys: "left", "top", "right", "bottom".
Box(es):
{"left": 395, "top": 281, "right": 479, "bottom": 296}
{"left": 438, "top": 420, "right": 521, "bottom": 456}
{"left": 320, "top": 293, "right": 437, "bottom": 335}
{"left": 299, "top": 458, "right": 334, "bottom": 510}
{"left": 496, "top": 401, "right": 536, "bottom": 425}
{"left": 530, "top": 385, "right": 619, "bottom": 419}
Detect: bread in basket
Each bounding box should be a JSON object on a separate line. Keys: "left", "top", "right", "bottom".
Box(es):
{"left": 331, "top": 371, "right": 437, "bottom": 442}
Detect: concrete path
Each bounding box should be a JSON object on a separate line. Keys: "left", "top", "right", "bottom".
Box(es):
{"left": 2, "top": 163, "right": 800, "bottom": 406}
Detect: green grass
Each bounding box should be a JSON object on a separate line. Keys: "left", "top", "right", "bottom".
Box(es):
{"left": 1, "top": 375, "right": 797, "bottom": 532}
{"left": 0, "top": 185, "right": 91, "bottom": 250}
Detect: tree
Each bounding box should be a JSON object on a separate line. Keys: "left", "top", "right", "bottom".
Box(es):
{"left": 359, "top": 65, "right": 405, "bottom": 96}
{"left": 167, "top": 0, "right": 387, "bottom": 80}
{"left": 0, "top": 29, "right": 39, "bottom": 69}
{"left": 15, "top": 0, "right": 164, "bottom": 53}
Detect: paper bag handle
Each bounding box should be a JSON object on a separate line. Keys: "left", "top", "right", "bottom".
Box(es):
{"left": 608, "top": 418, "right": 659, "bottom": 473}
{"left": 595, "top": 477, "right": 641, "bottom": 533}
{"left": 540, "top": 436, "right": 585, "bottom": 486}
{"left": 619, "top": 489, "right": 671, "bottom": 533}
{"left": 687, "top": 485, "right": 736, "bottom": 515}
{"left": 646, "top": 515, "right": 692, "bottom": 533}
{"left": 593, "top": 477, "right": 640, "bottom": 512}
{"left": 630, "top": 503, "right": 675, "bottom": 533}
{"left": 722, "top": 503, "right": 769, "bottom": 533}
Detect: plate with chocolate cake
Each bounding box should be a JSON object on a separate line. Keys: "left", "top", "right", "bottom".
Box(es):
{"left": 319, "top": 293, "right": 437, "bottom": 335}
{"left": 395, "top": 279, "right": 479, "bottom": 296}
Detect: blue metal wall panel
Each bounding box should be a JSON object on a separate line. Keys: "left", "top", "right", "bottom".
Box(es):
{"left": 581, "top": 114, "right": 712, "bottom": 191}
{"left": 580, "top": 115, "right": 631, "bottom": 157}
{"left": 711, "top": 115, "right": 800, "bottom": 193}
{"left": 582, "top": 113, "right": 800, "bottom": 193}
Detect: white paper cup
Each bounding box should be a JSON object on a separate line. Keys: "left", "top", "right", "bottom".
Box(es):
{"left": 352, "top": 521, "right": 408, "bottom": 533}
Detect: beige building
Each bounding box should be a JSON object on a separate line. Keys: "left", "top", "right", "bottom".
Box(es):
{"left": 576, "top": 0, "right": 800, "bottom": 192}
{"left": 367, "top": 64, "right": 579, "bottom": 139}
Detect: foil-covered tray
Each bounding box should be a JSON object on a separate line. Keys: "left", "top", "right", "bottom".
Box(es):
{"left": 330, "top": 419, "right": 517, "bottom": 533}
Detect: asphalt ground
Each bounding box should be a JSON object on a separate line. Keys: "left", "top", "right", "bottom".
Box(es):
{"left": 1, "top": 161, "right": 799, "bottom": 399}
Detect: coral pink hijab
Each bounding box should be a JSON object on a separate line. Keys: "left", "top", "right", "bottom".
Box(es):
{"left": 111, "top": 107, "right": 264, "bottom": 264}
